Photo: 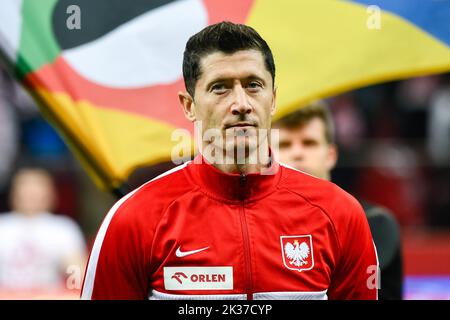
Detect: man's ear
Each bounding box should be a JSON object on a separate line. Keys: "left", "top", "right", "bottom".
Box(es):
{"left": 270, "top": 86, "right": 277, "bottom": 116}
{"left": 178, "top": 91, "right": 196, "bottom": 122}
{"left": 327, "top": 143, "right": 338, "bottom": 171}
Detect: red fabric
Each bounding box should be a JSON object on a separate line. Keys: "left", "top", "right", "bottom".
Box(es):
{"left": 403, "top": 230, "right": 450, "bottom": 275}
{"left": 82, "top": 155, "right": 377, "bottom": 300}
{"left": 357, "top": 167, "right": 426, "bottom": 226}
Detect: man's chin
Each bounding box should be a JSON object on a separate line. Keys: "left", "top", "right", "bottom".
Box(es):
{"left": 224, "top": 140, "right": 258, "bottom": 158}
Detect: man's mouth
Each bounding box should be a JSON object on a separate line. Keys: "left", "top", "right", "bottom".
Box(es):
{"left": 224, "top": 123, "right": 257, "bottom": 130}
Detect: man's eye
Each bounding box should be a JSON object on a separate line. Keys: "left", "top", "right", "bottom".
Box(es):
{"left": 303, "top": 140, "right": 319, "bottom": 147}
{"left": 211, "top": 84, "right": 226, "bottom": 93}
{"left": 279, "top": 141, "right": 291, "bottom": 149}
{"left": 247, "top": 82, "right": 262, "bottom": 91}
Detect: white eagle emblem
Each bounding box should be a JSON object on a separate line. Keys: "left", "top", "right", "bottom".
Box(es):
{"left": 285, "top": 240, "right": 310, "bottom": 267}
{"left": 280, "top": 235, "right": 314, "bottom": 272}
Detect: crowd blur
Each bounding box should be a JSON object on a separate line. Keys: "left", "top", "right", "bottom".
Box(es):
{"left": 0, "top": 65, "right": 115, "bottom": 298}
{"left": 0, "top": 168, "right": 86, "bottom": 298}
{"left": 0, "top": 61, "right": 449, "bottom": 298}
{"left": 328, "top": 74, "right": 450, "bottom": 227}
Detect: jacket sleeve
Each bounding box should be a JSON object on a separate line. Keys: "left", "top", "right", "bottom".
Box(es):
{"left": 81, "top": 194, "right": 151, "bottom": 300}
{"left": 327, "top": 193, "right": 379, "bottom": 300}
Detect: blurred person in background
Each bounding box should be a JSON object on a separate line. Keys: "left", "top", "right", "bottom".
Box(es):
{"left": 427, "top": 75, "right": 450, "bottom": 226}
{"left": 272, "top": 101, "right": 403, "bottom": 300}
{"left": 0, "top": 168, "right": 87, "bottom": 299}
{"left": 427, "top": 76, "right": 450, "bottom": 167}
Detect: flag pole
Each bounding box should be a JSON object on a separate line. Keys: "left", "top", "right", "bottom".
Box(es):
{"left": 111, "top": 183, "right": 131, "bottom": 198}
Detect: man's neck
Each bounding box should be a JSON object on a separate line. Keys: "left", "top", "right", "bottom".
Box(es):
{"left": 213, "top": 162, "right": 265, "bottom": 175}
{"left": 202, "top": 145, "right": 271, "bottom": 175}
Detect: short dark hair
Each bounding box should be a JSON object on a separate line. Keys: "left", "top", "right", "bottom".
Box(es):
{"left": 182, "top": 21, "right": 275, "bottom": 98}
{"left": 272, "top": 101, "right": 335, "bottom": 144}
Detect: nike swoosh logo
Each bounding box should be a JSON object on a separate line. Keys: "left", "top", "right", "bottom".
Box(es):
{"left": 175, "top": 246, "right": 210, "bottom": 258}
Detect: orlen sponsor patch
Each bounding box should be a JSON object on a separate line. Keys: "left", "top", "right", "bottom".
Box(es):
{"left": 164, "top": 267, "right": 233, "bottom": 290}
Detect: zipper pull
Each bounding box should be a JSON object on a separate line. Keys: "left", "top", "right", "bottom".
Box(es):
{"left": 239, "top": 173, "right": 247, "bottom": 200}
{"left": 240, "top": 173, "right": 246, "bottom": 186}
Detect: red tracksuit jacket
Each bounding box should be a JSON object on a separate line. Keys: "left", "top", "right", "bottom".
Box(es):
{"left": 81, "top": 155, "right": 378, "bottom": 300}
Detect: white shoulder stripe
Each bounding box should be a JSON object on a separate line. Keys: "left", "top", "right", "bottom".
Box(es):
{"left": 149, "top": 289, "right": 328, "bottom": 300}
{"left": 149, "top": 290, "right": 246, "bottom": 300}
{"left": 148, "top": 160, "right": 191, "bottom": 183}
{"left": 254, "top": 290, "right": 327, "bottom": 300}
{"left": 278, "top": 161, "right": 319, "bottom": 179}
{"left": 81, "top": 161, "right": 189, "bottom": 299}
{"left": 373, "top": 240, "right": 380, "bottom": 301}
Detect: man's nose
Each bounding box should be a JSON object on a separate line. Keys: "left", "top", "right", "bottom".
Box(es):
{"left": 230, "top": 84, "right": 252, "bottom": 115}
{"left": 291, "top": 142, "right": 305, "bottom": 160}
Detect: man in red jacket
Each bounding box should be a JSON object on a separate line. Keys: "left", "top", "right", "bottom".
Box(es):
{"left": 81, "top": 21, "right": 378, "bottom": 300}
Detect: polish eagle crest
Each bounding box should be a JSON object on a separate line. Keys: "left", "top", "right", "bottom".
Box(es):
{"left": 280, "top": 235, "right": 314, "bottom": 272}
{"left": 285, "top": 240, "right": 310, "bottom": 267}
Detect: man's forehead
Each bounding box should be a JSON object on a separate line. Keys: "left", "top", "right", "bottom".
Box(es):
{"left": 198, "top": 49, "right": 269, "bottom": 82}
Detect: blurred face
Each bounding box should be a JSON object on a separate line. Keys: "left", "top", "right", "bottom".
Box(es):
{"left": 180, "top": 49, "right": 276, "bottom": 159}
{"left": 10, "top": 169, "right": 56, "bottom": 216}
{"left": 277, "top": 118, "right": 337, "bottom": 180}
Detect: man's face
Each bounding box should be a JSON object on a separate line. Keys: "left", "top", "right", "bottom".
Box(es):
{"left": 180, "top": 49, "right": 276, "bottom": 158}
{"left": 11, "top": 170, "right": 56, "bottom": 216}
{"left": 277, "top": 118, "right": 337, "bottom": 180}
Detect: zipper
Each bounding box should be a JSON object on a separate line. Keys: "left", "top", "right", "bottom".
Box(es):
{"left": 239, "top": 173, "right": 253, "bottom": 300}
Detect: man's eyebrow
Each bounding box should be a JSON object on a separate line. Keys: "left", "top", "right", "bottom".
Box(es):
{"left": 247, "top": 75, "right": 266, "bottom": 84}
{"left": 206, "top": 74, "right": 266, "bottom": 89}
{"left": 205, "top": 77, "right": 229, "bottom": 89}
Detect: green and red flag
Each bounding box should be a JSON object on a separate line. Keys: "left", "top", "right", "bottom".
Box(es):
{"left": 1, "top": 0, "right": 449, "bottom": 192}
